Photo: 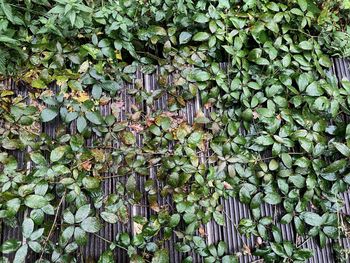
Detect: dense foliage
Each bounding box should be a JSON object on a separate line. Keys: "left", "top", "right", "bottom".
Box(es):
{"left": 1, "top": 0, "right": 350, "bottom": 262}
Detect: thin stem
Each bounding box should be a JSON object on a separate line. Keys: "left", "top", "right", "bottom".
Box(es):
{"left": 39, "top": 192, "right": 66, "bottom": 260}
{"left": 297, "top": 236, "right": 310, "bottom": 248}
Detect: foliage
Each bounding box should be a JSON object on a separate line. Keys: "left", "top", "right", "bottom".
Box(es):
{"left": 1, "top": 0, "right": 350, "bottom": 262}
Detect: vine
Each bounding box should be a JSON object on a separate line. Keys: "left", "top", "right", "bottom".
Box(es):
{"left": 1, "top": 0, "right": 350, "bottom": 262}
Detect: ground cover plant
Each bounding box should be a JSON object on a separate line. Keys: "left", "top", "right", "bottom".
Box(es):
{"left": 1, "top": 0, "right": 350, "bottom": 262}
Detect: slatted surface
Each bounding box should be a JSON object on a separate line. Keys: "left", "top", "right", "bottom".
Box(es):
{"left": 1, "top": 59, "right": 350, "bottom": 262}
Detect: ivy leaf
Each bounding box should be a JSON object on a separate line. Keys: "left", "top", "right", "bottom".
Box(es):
{"left": 0, "top": 0, "right": 14, "bottom": 23}
{"left": 192, "top": 32, "right": 210, "bottom": 41}
{"left": 264, "top": 192, "right": 282, "bottom": 205}
{"left": 299, "top": 41, "right": 313, "bottom": 50}
{"left": 81, "top": 217, "right": 102, "bottom": 233}
{"left": 222, "top": 255, "right": 238, "bottom": 263}
{"left": 98, "top": 250, "right": 115, "bottom": 263}
{"left": 151, "top": 249, "right": 169, "bottom": 263}
{"left": 318, "top": 55, "right": 332, "bottom": 67}
{"left": 13, "top": 244, "right": 28, "bottom": 263}
{"left": 179, "top": 32, "right": 192, "bottom": 44}
{"left": 75, "top": 204, "right": 90, "bottom": 223}
{"left": 0, "top": 239, "right": 21, "bottom": 253}
{"left": 126, "top": 175, "right": 137, "bottom": 192}
{"left": 85, "top": 111, "right": 102, "bottom": 125}
{"left": 300, "top": 212, "right": 323, "bottom": 226}
{"left": 149, "top": 124, "right": 161, "bottom": 136}
{"left": 101, "top": 212, "right": 118, "bottom": 224}
{"left": 41, "top": 108, "right": 58, "bottom": 122}
{"left": 298, "top": 0, "right": 308, "bottom": 11}
{"left": 50, "top": 146, "right": 67, "bottom": 162}
{"left": 193, "top": 70, "right": 210, "bottom": 82}
{"left": 74, "top": 227, "right": 88, "bottom": 245}
{"left": 213, "top": 211, "right": 225, "bottom": 226}
{"left": 22, "top": 218, "right": 34, "bottom": 238}
{"left": 271, "top": 243, "right": 286, "bottom": 257}
{"left": 82, "top": 177, "right": 100, "bottom": 190}
{"left": 24, "top": 195, "right": 48, "bottom": 209}
{"left": 77, "top": 116, "right": 87, "bottom": 133}
{"left": 121, "top": 131, "right": 136, "bottom": 145}
{"left": 323, "top": 159, "right": 347, "bottom": 173}
{"left": 332, "top": 142, "right": 350, "bottom": 157}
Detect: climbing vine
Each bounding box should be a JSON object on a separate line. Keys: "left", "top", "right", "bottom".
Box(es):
{"left": 1, "top": 0, "right": 350, "bottom": 262}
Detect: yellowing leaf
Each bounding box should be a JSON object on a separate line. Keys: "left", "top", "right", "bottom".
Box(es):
{"left": 115, "top": 50, "right": 122, "bottom": 60}
{"left": 72, "top": 92, "right": 90, "bottom": 103}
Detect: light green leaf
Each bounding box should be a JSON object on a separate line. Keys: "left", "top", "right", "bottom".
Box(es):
{"left": 192, "top": 32, "right": 210, "bottom": 41}
{"left": 81, "top": 217, "right": 102, "bottom": 233}
{"left": 75, "top": 204, "right": 90, "bottom": 223}
{"left": 179, "top": 32, "right": 192, "bottom": 44}
{"left": 41, "top": 108, "right": 58, "bottom": 122}
{"left": 50, "top": 146, "right": 67, "bottom": 162}
{"left": 24, "top": 195, "right": 48, "bottom": 209}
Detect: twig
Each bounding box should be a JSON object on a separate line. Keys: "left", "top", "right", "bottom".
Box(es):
{"left": 39, "top": 192, "right": 66, "bottom": 260}
{"left": 297, "top": 237, "right": 311, "bottom": 248}
{"left": 222, "top": 210, "right": 248, "bottom": 247}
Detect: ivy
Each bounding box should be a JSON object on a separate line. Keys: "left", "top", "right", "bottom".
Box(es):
{"left": 1, "top": 0, "right": 350, "bottom": 262}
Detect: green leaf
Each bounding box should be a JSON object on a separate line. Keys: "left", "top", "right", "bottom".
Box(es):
{"left": 41, "top": 108, "right": 58, "bottom": 122}
{"left": 179, "top": 32, "right": 192, "bottom": 44}
{"left": 318, "top": 55, "right": 332, "bottom": 67}
{"left": 217, "top": 241, "right": 227, "bottom": 257}
{"left": 24, "top": 195, "right": 48, "bottom": 209}
{"left": 281, "top": 213, "right": 293, "bottom": 224}
{"left": 22, "top": 218, "right": 34, "bottom": 238}
{"left": 298, "top": 0, "right": 308, "bottom": 11}
{"left": 149, "top": 124, "right": 161, "bottom": 136}
{"left": 75, "top": 204, "right": 90, "bottom": 223}
{"left": 306, "top": 81, "right": 323, "bottom": 96}
{"left": 86, "top": 111, "right": 102, "bottom": 125}
{"left": 300, "top": 212, "right": 323, "bottom": 226}
{"left": 271, "top": 243, "right": 286, "bottom": 257}
{"left": 293, "top": 249, "right": 314, "bottom": 260}
{"left": 13, "top": 244, "right": 28, "bottom": 263}
{"left": 101, "top": 212, "right": 118, "bottom": 224}
{"left": 98, "top": 250, "right": 115, "bottom": 263}
{"left": 193, "top": 70, "right": 210, "bottom": 82}
{"left": 126, "top": 175, "right": 136, "bottom": 192}
{"left": 281, "top": 153, "right": 292, "bottom": 168}
{"left": 299, "top": 41, "right": 313, "bottom": 50}
{"left": 77, "top": 116, "right": 87, "bottom": 133}
{"left": 92, "top": 85, "right": 102, "bottom": 99}
{"left": 121, "top": 131, "right": 136, "bottom": 145}
{"left": 32, "top": 79, "right": 47, "bottom": 89}
{"left": 297, "top": 73, "right": 309, "bottom": 92}
{"left": 323, "top": 226, "right": 338, "bottom": 239}
{"left": 50, "top": 146, "right": 67, "bottom": 162}
{"left": 74, "top": 227, "right": 88, "bottom": 245}
{"left": 332, "top": 142, "right": 350, "bottom": 157}
{"left": 264, "top": 192, "right": 282, "bottom": 205}
{"left": 0, "top": 0, "right": 14, "bottom": 23}
{"left": 193, "top": 236, "right": 206, "bottom": 248}
{"left": 192, "top": 32, "right": 210, "bottom": 41}
{"left": 30, "top": 152, "right": 47, "bottom": 166}
{"left": 82, "top": 176, "right": 100, "bottom": 190}
{"left": 81, "top": 217, "right": 102, "bottom": 233}
{"left": 0, "top": 239, "right": 21, "bottom": 254}
{"left": 213, "top": 211, "right": 225, "bottom": 226}
{"left": 152, "top": 249, "right": 169, "bottom": 263}
{"left": 323, "top": 159, "right": 347, "bottom": 173}
{"left": 222, "top": 255, "right": 238, "bottom": 263}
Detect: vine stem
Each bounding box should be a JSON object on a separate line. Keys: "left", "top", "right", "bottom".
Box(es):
{"left": 296, "top": 236, "right": 311, "bottom": 248}
{"left": 39, "top": 192, "right": 66, "bottom": 260}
